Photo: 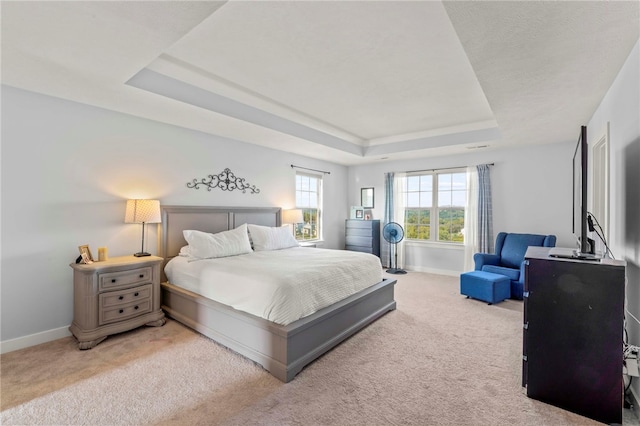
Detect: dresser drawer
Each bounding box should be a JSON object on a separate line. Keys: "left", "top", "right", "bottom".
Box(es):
{"left": 346, "top": 227, "right": 374, "bottom": 237}
{"left": 99, "top": 299, "right": 152, "bottom": 325}
{"left": 346, "top": 235, "right": 374, "bottom": 246}
{"left": 99, "top": 284, "right": 152, "bottom": 325}
{"left": 100, "top": 284, "right": 152, "bottom": 308}
{"left": 346, "top": 245, "right": 375, "bottom": 254}
{"left": 99, "top": 267, "right": 152, "bottom": 291}
{"left": 346, "top": 220, "right": 375, "bottom": 230}
{"left": 344, "top": 219, "right": 380, "bottom": 258}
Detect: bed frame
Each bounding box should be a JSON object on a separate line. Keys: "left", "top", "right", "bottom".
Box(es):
{"left": 158, "top": 205, "right": 397, "bottom": 382}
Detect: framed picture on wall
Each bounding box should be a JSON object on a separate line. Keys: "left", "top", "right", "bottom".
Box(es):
{"left": 361, "top": 187, "right": 374, "bottom": 209}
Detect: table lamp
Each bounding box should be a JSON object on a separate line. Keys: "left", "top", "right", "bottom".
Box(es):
{"left": 125, "top": 199, "right": 161, "bottom": 257}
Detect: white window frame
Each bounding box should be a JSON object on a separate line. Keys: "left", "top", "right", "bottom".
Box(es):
{"left": 403, "top": 168, "right": 467, "bottom": 244}
{"left": 294, "top": 171, "right": 323, "bottom": 242}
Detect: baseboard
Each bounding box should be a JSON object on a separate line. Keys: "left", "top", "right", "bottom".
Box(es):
{"left": 0, "top": 325, "right": 72, "bottom": 354}
{"left": 402, "top": 265, "right": 460, "bottom": 277}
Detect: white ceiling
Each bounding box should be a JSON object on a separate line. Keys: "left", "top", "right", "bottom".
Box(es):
{"left": 2, "top": 1, "right": 638, "bottom": 165}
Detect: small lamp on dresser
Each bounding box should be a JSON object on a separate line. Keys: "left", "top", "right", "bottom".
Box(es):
{"left": 124, "top": 199, "right": 161, "bottom": 257}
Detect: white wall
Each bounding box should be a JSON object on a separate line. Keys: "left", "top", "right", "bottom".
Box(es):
{"left": 588, "top": 40, "right": 640, "bottom": 401}
{"left": 0, "top": 86, "right": 348, "bottom": 350}
{"left": 348, "top": 141, "right": 575, "bottom": 274}
{"left": 3, "top": 41, "right": 637, "bottom": 360}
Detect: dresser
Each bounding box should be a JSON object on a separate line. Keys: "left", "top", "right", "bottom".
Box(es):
{"left": 345, "top": 219, "right": 380, "bottom": 257}
{"left": 522, "top": 247, "right": 625, "bottom": 424}
{"left": 69, "top": 255, "right": 165, "bottom": 349}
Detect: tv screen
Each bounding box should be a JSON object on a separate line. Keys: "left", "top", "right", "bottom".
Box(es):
{"left": 573, "top": 125, "right": 593, "bottom": 256}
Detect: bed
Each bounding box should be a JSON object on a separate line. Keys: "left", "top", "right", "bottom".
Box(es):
{"left": 158, "top": 205, "right": 397, "bottom": 382}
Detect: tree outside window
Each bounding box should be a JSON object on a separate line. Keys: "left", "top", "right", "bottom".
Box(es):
{"left": 403, "top": 171, "right": 466, "bottom": 243}
{"left": 295, "top": 173, "right": 322, "bottom": 241}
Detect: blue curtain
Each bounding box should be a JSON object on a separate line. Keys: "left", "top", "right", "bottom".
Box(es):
{"left": 384, "top": 172, "right": 394, "bottom": 225}
{"left": 382, "top": 172, "right": 395, "bottom": 267}
{"left": 477, "top": 164, "right": 493, "bottom": 253}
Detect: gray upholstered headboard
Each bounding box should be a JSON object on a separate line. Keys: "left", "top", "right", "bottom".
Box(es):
{"left": 158, "top": 205, "right": 281, "bottom": 259}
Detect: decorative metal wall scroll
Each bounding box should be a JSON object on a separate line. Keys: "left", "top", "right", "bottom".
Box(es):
{"left": 187, "top": 168, "right": 260, "bottom": 194}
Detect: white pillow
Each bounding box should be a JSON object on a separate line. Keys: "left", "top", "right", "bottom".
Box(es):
{"left": 178, "top": 245, "right": 192, "bottom": 257}
{"left": 183, "top": 224, "right": 252, "bottom": 259}
{"left": 247, "top": 224, "right": 300, "bottom": 251}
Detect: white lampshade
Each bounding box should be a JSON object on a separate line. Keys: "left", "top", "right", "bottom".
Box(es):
{"left": 124, "top": 199, "right": 161, "bottom": 224}
{"left": 282, "top": 209, "right": 303, "bottom": 224}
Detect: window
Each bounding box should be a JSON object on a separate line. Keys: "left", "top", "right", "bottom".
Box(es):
{"left": 295, "top": 172, "right": 322, "bottom": 241}
{"left": 405, "top": 175, "right": 432, "bottom": 240}
{"left": 403, "top": 170, "right": 467, "bottom": 243}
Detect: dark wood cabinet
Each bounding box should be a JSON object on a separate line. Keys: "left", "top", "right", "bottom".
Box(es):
{"left": 522, "top": 247, "right": 625, "bottom": 424}
{"left": 345, "top": 220, "right": 380, "bottom": 257}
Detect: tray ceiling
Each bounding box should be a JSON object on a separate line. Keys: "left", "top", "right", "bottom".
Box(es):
{"left": 2, "top": 1, "right": 638, "bottom": 165}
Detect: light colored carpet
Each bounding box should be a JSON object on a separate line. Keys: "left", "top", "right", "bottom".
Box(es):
{"left": 1, "top": 271, "right": 638, "bottom": 425}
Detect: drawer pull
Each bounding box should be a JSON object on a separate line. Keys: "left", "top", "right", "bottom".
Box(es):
{"left": 134, "top": 305, "right": 139, "bottom": 310}
{"left": 139, "top": 274, "right": 144, "bottom": 278}
{"left": 119, "top": 309, "right": 124, "bottom": 314}
{"left": 111, "top": 279, "right": 117, "bottom": 283}
{"left": 134, "top": 292, "right": 139, "bottom": 297}
{"left": 118, "top": 296, "right": 124, "bottom": 300}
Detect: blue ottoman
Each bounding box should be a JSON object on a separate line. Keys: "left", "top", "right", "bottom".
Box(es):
{"left": 460, "top": 271, "right": 511, "bottom": 305}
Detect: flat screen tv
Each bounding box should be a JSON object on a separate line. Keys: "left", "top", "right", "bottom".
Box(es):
{"left": 572, "top": 125, "right": 597, "bottom": 258}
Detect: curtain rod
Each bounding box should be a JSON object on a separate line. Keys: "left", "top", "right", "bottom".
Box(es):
{"left": 403, "top": 163, "right": 494, "bottom": 174}
{"left": 291, "top": 164, "right": 331, "bottom": 175}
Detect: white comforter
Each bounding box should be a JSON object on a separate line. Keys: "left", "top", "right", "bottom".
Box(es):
{"left": 164, "top": 247, "right": 383, "bottom": 325}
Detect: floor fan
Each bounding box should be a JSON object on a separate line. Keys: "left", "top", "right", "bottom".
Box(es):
{"left": 383, "top": 222, "right": 407, "bottom": 274}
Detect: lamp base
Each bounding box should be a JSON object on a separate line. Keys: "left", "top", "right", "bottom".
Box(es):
{"left": 133, "top": 252, "right": 151, "bottom": 257}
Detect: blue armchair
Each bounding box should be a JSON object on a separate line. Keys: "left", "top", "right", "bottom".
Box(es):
{"left": 474, "top": 232, "right": 556, "bottom": 299}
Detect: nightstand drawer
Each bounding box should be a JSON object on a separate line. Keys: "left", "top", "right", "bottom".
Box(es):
{"left": 99, "top": 267, "right": 152, "bottom": 291}
{"left": 100, "top": 284, "right": 152, "bottom": 308}
{"left": 100, "top": 299, "right": 152, "bottom": 325}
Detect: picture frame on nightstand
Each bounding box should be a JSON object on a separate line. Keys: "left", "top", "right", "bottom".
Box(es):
{"left": 78, "top": 244, "right": 94, "bottom": 263}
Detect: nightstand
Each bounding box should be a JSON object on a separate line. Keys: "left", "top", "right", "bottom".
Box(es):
{"left": 69, "top": 255, "right": 165, "bottom": 349}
